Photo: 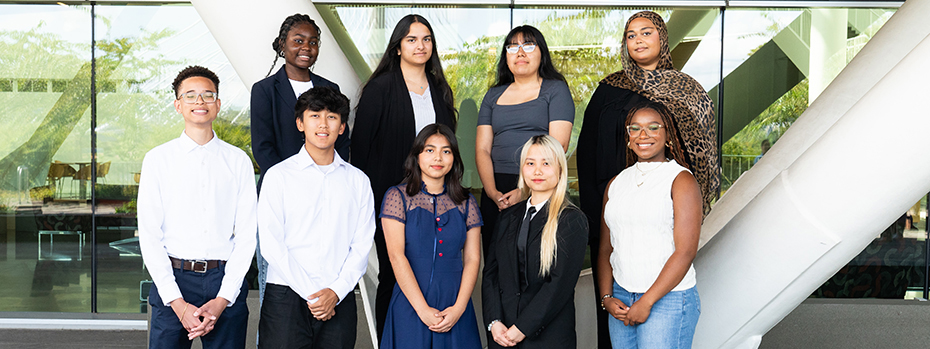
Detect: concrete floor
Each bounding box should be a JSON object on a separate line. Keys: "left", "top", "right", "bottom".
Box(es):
{"left": 0, "top": 291, "right": 373, "bottom": 349}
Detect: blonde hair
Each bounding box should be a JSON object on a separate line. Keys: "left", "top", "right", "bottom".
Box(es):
{"left": 517, "top": 135, "right": 572, "bottom": 276}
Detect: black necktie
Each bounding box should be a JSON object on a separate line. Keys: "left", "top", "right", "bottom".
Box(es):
{"left": 517, "top": 206, "right": 536, "bottom": 289}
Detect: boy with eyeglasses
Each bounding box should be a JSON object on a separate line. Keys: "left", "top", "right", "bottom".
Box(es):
{"left": 138, "top": 65, "right": 256, "bottom": 349}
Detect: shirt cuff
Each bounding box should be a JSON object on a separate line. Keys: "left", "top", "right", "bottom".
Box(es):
{"left": 159, "top": 286, "right": 184, "bottom": 307}
{"left": 217, "top": 284, "right": 242, "bottom": 307}
{"left": 327, "top": 279, "right": 354, "bottom": 305}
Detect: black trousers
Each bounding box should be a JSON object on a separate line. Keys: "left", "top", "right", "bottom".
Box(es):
{"left": 258, "top": 283, "right": 357, "bottom": 349}
{"left": 479, "top": 172, "right": 519, "bottom": 255}
{"left": 149, "top": 265, "right": 249, "bottom": 349}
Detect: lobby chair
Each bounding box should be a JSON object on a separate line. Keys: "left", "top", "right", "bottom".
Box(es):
{"left": 71, "top": 164, "right": 92, "bottom": 197}
{"left": 97, "top": 161, "right": 111, "bottom": 184}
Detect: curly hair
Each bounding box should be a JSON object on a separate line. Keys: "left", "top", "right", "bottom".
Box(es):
{"left": 171, "top": 65, "right": 219, "bottom": 98}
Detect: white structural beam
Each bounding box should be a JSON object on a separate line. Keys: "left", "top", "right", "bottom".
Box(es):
{"left": 190, "top": 0, "right": 362, "bottom": 111}
{"left": 693, "top": 0, "right": 930, "bottom": 347}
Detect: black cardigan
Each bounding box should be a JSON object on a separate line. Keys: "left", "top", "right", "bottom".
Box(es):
{"left": 351, "top": 69, "right": 455, "bottom": 209}
{"left": 250, "top": 66, "right": 349, "bottom": 190}
{"left": 482, "top": 201, "right": 589, "bottom": 349}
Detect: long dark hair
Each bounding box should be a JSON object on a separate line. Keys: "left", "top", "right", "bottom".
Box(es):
{"left": 494, "top": 25, "right": 566, "bottom": 87}
{"left": 402, "top": 123, "right": 468, "bottom": 204}
{"left": 625, "top": 100, "right": 689, "bottom": 169}
{"left": 265, "top": 14, "right": 322, "bottom": 77}
{"left": 363, "top": 14, "right": 456, "bottom": 120}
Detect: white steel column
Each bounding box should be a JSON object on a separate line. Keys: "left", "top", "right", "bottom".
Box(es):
{"left": 808, "top": 9, "right": 847, "bottom": 102}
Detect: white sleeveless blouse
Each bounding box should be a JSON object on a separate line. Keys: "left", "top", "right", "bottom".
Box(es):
{"left": 604, "top": 159, "right": 697, "bottom": 293}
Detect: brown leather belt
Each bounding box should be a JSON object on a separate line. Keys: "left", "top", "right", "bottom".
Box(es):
{"left": 169, "top": 256, "right": 226, "bottom": 273}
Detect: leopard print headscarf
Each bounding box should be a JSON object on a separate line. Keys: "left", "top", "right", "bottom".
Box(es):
{"left": 602, "top": 10, "right": 720, "bottom": 216}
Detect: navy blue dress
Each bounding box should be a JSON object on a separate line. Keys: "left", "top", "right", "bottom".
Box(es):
{"left": 379, "top": 184, "right": 483, "bottom": 349}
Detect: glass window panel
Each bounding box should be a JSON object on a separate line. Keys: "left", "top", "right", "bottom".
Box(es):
{"left": 93, "top": 4, "right": 255, "bottom": 313}
{"left": 0, "top": 4, "right": 93, "bottom": 312}
{"left": 720, "top": 8, "right": 894, "bottom": 192}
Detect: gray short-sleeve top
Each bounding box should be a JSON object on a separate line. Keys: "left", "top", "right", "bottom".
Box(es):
{"left": 477, "top": 79, "right": 574, "bottom": 174}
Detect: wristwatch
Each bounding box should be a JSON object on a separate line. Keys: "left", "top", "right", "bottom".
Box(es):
{"left": 600, "top": 294, "right": 613, "bottom": 310}
{"left": 487, "top": 319, "right": 501, "bottom": 332}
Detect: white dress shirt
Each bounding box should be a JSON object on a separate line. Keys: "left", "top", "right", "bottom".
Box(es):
{"left": 138, "top": 131, "right": 258, "bottom": 306}
{"left": 258, "top": 146, "right": 375, "bottom": 303}
{"left": 524, "top": 196, "right": 549, "bottom": 220}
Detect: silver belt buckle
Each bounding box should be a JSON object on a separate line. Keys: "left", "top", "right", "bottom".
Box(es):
{"left": 191, "top": 259, "right": 208, "bottom": 273}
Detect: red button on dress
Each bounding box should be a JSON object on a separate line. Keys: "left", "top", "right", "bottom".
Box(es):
{"left": 438, "top": 253, "right": 443, "bottom": 257}
{"left": 438, "top": 228, "right": 442, "bottom": 232}
{"left": 439, "top": 240, "right": 443, "bottom": 244}
{"left": 436, "top": 217, "right": 440, "bottom": 222}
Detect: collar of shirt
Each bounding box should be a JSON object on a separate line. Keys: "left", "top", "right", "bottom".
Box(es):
{"left": 419, "top": 182, "right": 447, "bottom": 196}
{"left": 293, "top": 144, "right": 347, "bottom": 173}
{"left": 525, "top": 196, "right": 549, "bottom": 220}
{"left": 177, "top": 130, "right": 219, "bottom": 154}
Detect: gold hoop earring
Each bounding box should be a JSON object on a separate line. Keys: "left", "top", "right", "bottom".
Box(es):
{"left": 666, "top": 141, "right": 672, "bottom": 149}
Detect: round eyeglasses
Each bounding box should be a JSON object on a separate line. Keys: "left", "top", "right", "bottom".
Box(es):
{"left": 626, "top": 124, "right": 664, "bottom": 137}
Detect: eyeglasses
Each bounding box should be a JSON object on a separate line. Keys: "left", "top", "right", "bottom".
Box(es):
{"left": 626, "top": 124, "right": 664, "bottom": 137}
{"left": 505, "top": 42, "right": 537, "bottom": 54}
{"left": 178, "top": 91, "right": 218, "bottom": 104}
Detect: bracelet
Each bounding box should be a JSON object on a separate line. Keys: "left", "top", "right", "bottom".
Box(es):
{"left": 600, "top": 294, "right": 613, "bottom": 310}
{"left": 487, "top": 319, "right": 501, "bottom": 332}
{"left": 180, "top": 303, "right": 189, "bottom": 319}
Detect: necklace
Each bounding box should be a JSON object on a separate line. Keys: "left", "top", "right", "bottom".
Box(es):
{"left": 634, "top": 162, "right": 663, "bottom": 187}
{"left": 405, "top": 78, "right": 427, "bottom": 90}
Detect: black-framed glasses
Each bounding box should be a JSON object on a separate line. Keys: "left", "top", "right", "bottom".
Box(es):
{"left": 626, "top": 124, "right": 664, "bottom": 137}
{"left": 178, "top": 91, "right": 218, "bottom": 104}
{"left": 505, "top": 42, "right": 537, "bottom": 54}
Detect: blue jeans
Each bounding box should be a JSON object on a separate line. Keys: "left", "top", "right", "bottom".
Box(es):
{"left": 608, "top": 282, "right": 700, "bottom": 349}
{"left": 256, "top": 231, "right": 268, "bottom": 345}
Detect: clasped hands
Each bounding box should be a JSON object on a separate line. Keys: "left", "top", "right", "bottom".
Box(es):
{"left": 307, "top": 288, "right": 339, "bottom": 321}
{"left": 171, "top": 297, "right": 228, "bottom": 340}
{"left": 603, "top": 297, "right": 652, "bottom": 326}
{"left": 489, "top": 321, "right": 526, "bottom": 347}
{"left": 417, "top": 304, "right": 466, "bottom": 333}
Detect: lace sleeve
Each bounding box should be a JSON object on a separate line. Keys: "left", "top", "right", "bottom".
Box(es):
{"left": 465, "top": 194, "right": 483, "bottom": 230}
{"left": 379, "top": 186, "right": 407, "bottom": 223}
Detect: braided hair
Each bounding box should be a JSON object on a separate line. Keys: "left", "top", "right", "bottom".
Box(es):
{"left": 265, "top": 14, "right": 322, "bottom": 77}
{"left": 624, "top": 100, "right": 689, "bottom": 170}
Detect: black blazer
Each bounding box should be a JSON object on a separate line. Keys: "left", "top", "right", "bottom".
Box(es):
{"left": 250, "top": 66, "right": 349, "bottom": 190}
{"left": 482, "top": 201, "right": 589, "bottom": 349}
{"left": 351, "top": 69, "right": 455, "bottom": 211}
